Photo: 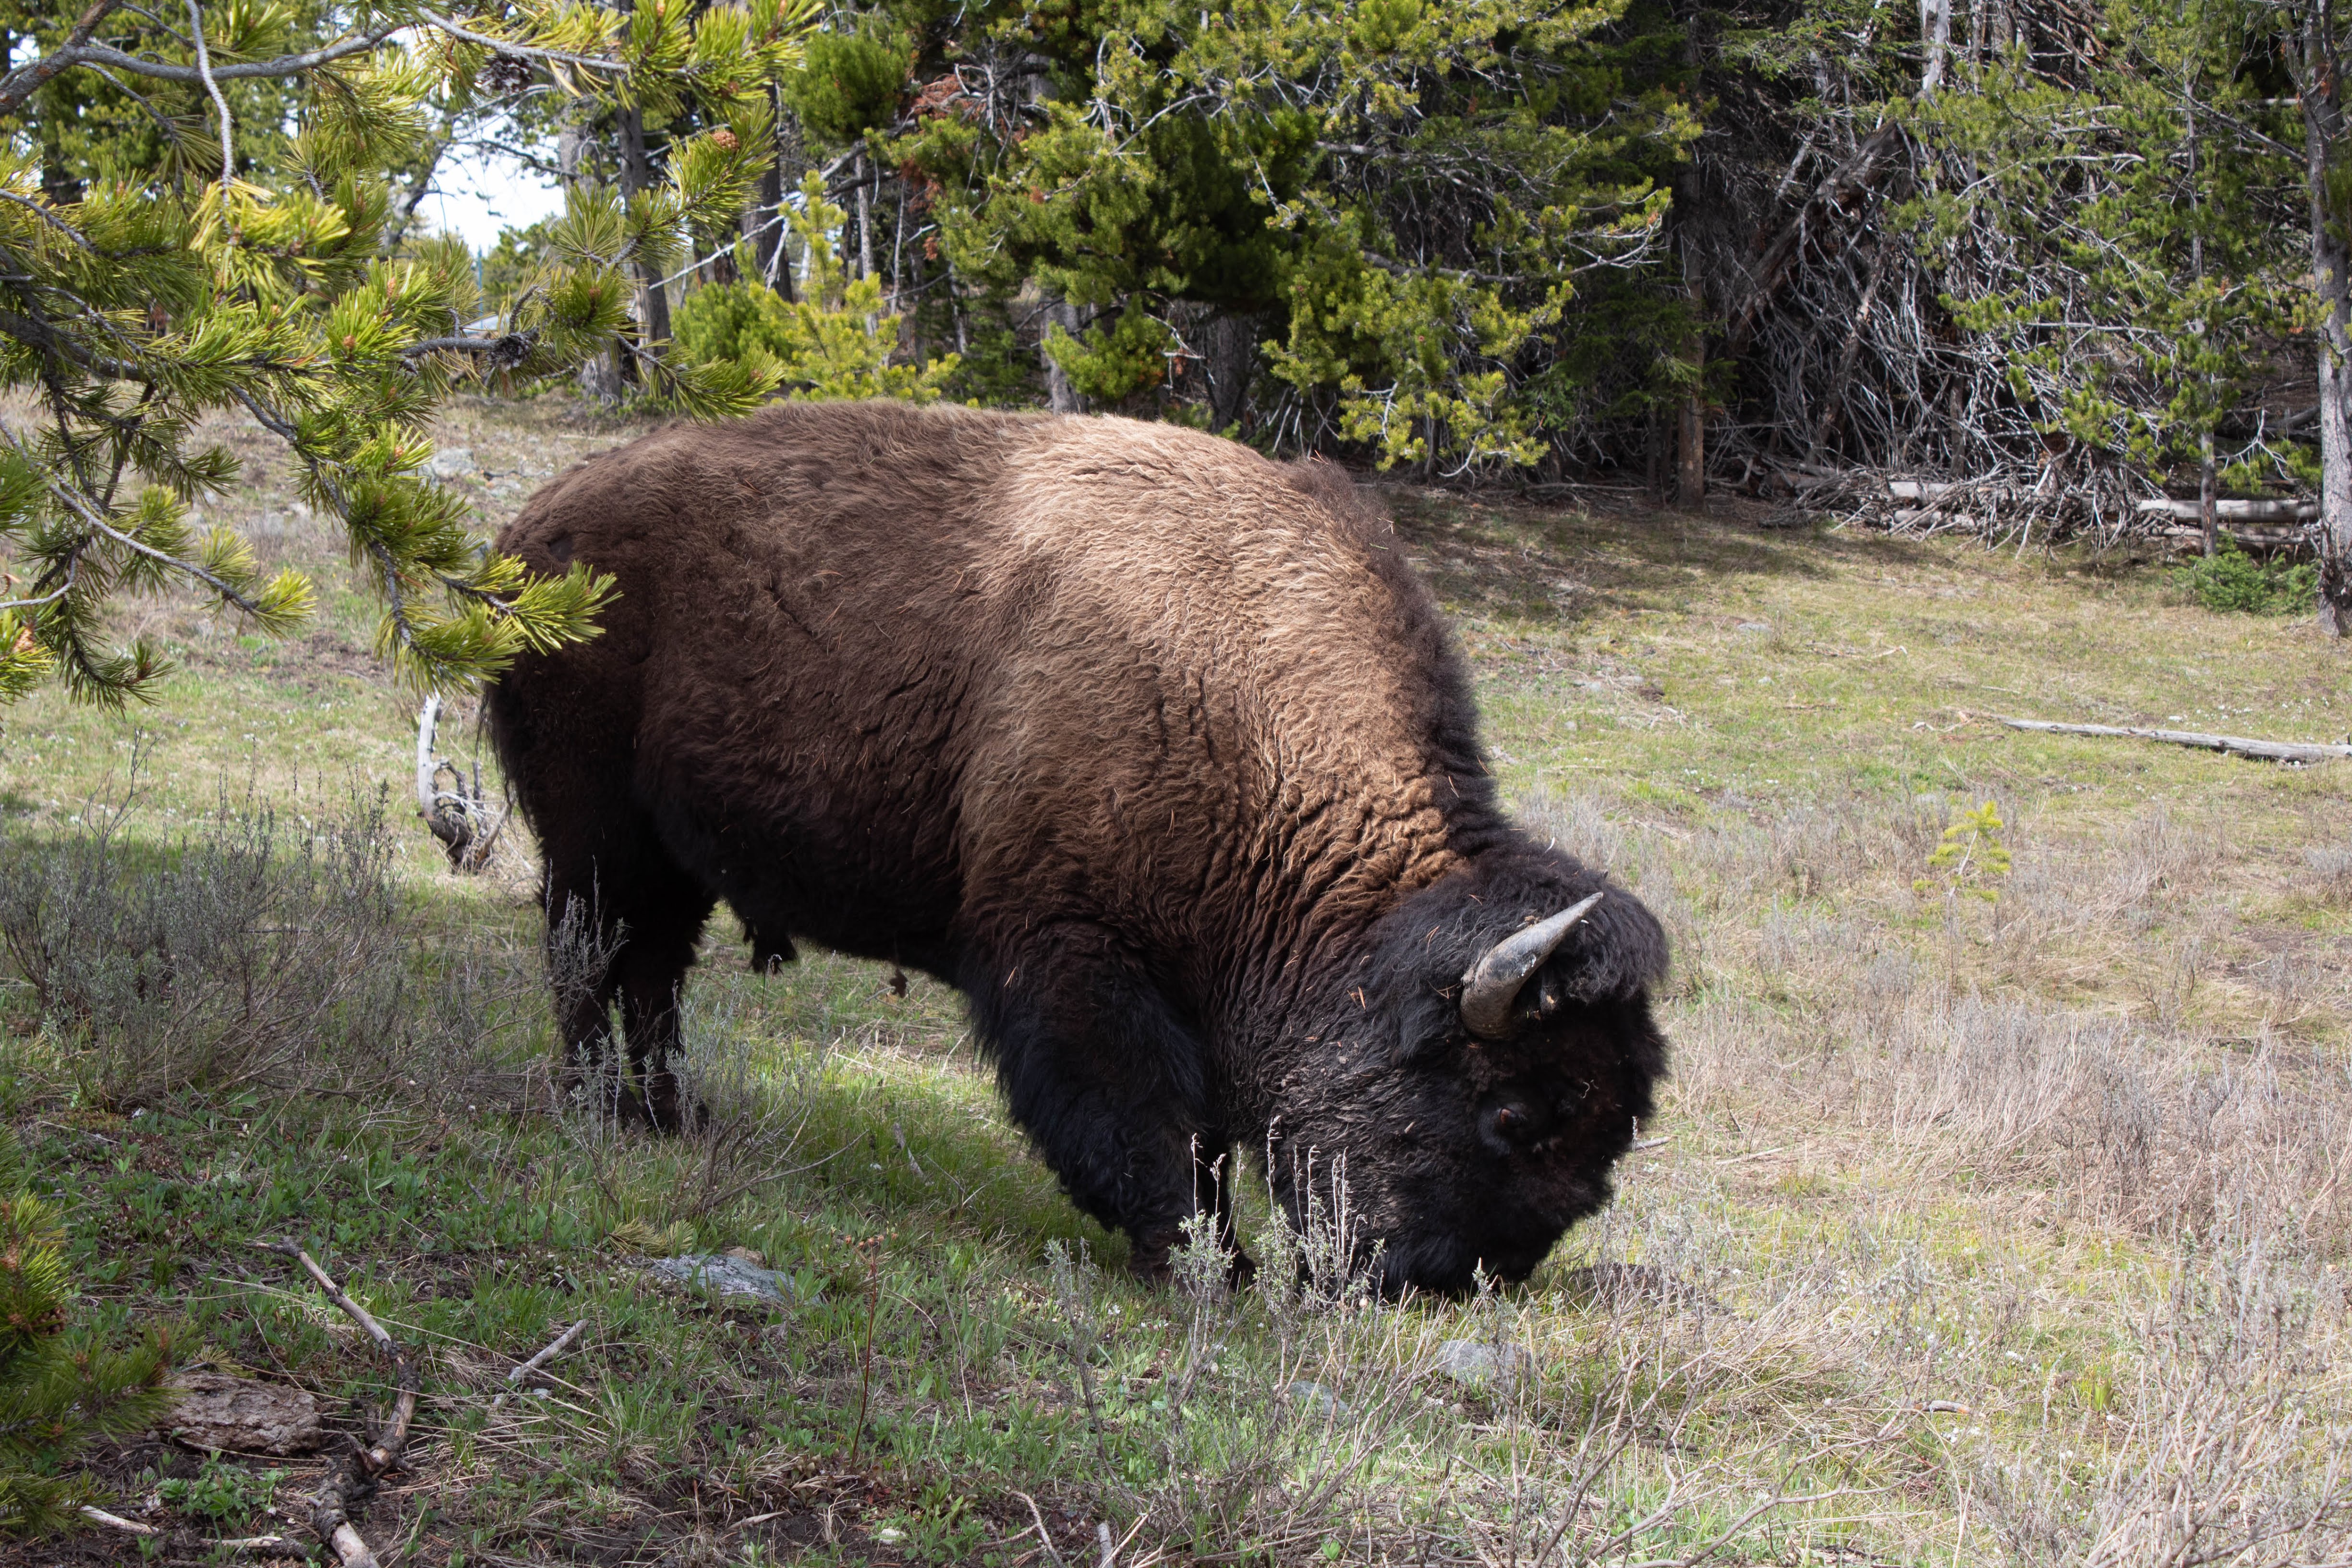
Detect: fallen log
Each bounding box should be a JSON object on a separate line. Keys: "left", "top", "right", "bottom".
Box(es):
{"left": 1997, "top": 716, "right": 2351, "bottom": 765}
{"left": 2135, "top": 497, "right": 2317, "bottom": 524}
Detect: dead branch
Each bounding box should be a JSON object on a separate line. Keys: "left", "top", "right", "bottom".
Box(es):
{"left": 77, "top": 1504, "right": 158, "bottom": 1536}
{"left": 1998, "top": 716, "right": 2352, "bottom": 765}
{"left": 414, "top": 694, "right": 505, "bottom": 872}
{"left": 1015, "top": 1490, "right": 1070, "bottom": 1568}
{"left": 252, "top": 1241, "right": 419, "bottom": 1568}
{"left": 507, "top": 1318, "right": 587, "bottom": 1387}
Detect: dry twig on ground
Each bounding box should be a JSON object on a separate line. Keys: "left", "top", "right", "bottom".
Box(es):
{"left": 252, "top": 1240, "right": 419, "bottom": 1568}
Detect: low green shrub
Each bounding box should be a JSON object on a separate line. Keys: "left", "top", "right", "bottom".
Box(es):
{"left": 157, "top": 1459, "right": 285, "bottom": 1528}
{"left": 2172, "top": 539, "right": 2318, "bottom": 615}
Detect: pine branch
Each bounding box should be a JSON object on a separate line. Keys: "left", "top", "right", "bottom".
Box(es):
{"left": 0, "top": 0, "right": 130, "bottom": 116}
{"left": 61, "top": 26, "right": 399, "bottom": 89}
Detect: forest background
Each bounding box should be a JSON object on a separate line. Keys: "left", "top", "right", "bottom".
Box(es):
{"left": 0, "top": 0, "right": 2349, "bottom": 1558}
{"left": 6, "top": 0, "right": 2352, "bottom": 703}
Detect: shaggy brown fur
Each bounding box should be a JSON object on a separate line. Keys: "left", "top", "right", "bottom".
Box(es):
{"left": 489, "top": 401, "right": 1668, "bottom": 1291}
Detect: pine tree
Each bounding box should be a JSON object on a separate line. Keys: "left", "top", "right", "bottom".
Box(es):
{"left": 861, "top": 0, "right": 1699, "bottom": 471}
{"left": 0, "top": 1130, "right": 174, "bottom": 1535}
{"left": 673, "top": 172, "right": 959, "bottom": 399}
{"left": 0, "top": 0, "right": 821, "bottom": 705}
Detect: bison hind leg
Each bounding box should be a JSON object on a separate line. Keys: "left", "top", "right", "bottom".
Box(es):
{"left": 740, "top": 917, "right": 797, "bottom": 974}
{"left": 542, "top": 839, "right": 715, "bottom": 1134}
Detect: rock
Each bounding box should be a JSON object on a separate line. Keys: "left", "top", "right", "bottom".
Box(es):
{"left": 427, "top": 446, "right": 475, "bottom": 479}
{"left": 168, "top": 1372, "right": 326, "bottom": 1455}
{"left": 1435, "top": 1339, "right": 1536, "bottom": 1392}
{"left": 720, "top": 1245, "right": 767, "bottom": 1267}
{"left": 643, "top": 1252, "right": 806, "bottom": 1307}
{"left": 1736, "top": 620, "right": 1772, "bottom": 633}
{"left": 1284, "top": 1379, "right": 1348, "bottom": 1420}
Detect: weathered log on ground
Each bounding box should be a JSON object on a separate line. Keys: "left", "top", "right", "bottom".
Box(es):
{"left": 2160, "top": 525, "right": 2313, "bottom": 554}
{"left": 2135, "top": 498, "right": 2318, "bottom": 523}
{"left": 1998, "top": 717, "right": 2351, "bottom": 765}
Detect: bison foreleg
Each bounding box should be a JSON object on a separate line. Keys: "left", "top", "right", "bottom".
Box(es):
{"left": 965, "top": 929, "right": 1235, "bottom": 1284}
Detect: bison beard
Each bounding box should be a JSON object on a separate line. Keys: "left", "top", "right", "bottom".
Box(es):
{"left": 488, "top": 402, "right": 1670, "bottom": 1295}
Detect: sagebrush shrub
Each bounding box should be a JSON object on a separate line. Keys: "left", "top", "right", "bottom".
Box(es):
{"left": 0, "top": 787, "right": 542, "bottom": 1109}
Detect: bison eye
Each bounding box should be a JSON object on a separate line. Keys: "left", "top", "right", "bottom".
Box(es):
{"left": 1484, "top": 1101, "right": 1544, "bottom": 1151}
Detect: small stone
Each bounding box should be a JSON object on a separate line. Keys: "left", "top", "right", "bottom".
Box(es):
{"left": 1736, "top": 620, "right": 1771, "bottom": 633}
{"left": 1285, "top": 1379, "right": 1347, "bottom": 1419}
{"left": 720, "top": 1244, "right": 767, "bottom": 1267}
{"left": 168, "top": 1372, "right": 327, "bottom": 1455}
{"left": 873, "top": 1526, "right": 907, "bottom": 1544}
{"left": 427, "top": 446, "right": 475, "bottom": 479}
{"left": 1435, "top": 1339, "right": 1536, "bottom": 1392}
{"left": 643, "top": 1252, "right": 807, "bottom": 1308}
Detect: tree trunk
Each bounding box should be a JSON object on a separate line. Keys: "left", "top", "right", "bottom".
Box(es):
{"left": 1920, "top": 0, "right": 1951, "bottom": 94}
{"left": 1043, "top": 297, "right": 1085, "bottom": 413}
{"left": 2199, "top": 429, "right": 2218, "bottom": 559}
{"left": 618, "top": 101, "right": 670, "bottom": 356}
{"left": 2299, "top": 11, "right": 2352, "bottom": 635}
{"left": 752, "top": 85, "right": 791, "bottom": 301}
{"left": 1203, "top": 310, "right": 1257, "bottom": 434}
{"left": 558, "top": 106, "right": 624, "bottom": 402}
{"left": 1676, "top": 237, "right": 1706, "bottom": 510}
{"left": 1676, "top": 384, "right": 1705, "bottom": 510}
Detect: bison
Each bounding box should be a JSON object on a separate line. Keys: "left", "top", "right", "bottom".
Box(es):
{"left": 487, "top": 401, "right": 1669, "bottom": 1294}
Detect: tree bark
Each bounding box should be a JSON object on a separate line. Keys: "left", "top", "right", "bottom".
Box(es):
{"left": 751, "top": 155, "right": 788, "bottom": 298}
{"left": 2199, "top": 429, "right": 2218, "bottom": 559}
{"left": 1203, "top": 309, "right": 1257, "bottom": 434}
{"left": 1677, "top": 252, "right": 1706, "bottom": 511}
{"left": 1920, "top": 0, "right": 1951, "bottom": 94}
{"left": 618, "top": 101, "right": 670, "bottom": 356}
{"left": 2300, "top": 6, "right": 2352, "bottom": 635}
{"left": 558, "top": 104, "right": 624, "bottom": 402}
{"left": 1043, "top": 297, "right": 1084, "bottom": 413}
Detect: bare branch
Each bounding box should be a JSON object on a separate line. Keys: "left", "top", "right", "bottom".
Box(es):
{"left": 0, "top": 0, "right": 130, "bottom": 116}
{"left": 61, "top": 26, "right": 397, "bottom": 88}
{"left": 185, "top": 0, "right": 233, "bottom": 184}
{"left": 507, "top": 1319, "right": 588, "bottom": 1386}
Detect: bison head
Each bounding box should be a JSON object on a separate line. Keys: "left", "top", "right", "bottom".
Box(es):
{"left": 1264, "top": 854, "right": 1670, "bottom": 1296}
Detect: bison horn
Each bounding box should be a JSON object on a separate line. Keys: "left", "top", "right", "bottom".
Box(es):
{"left": 1459, "top": 892, "right": 1604, "bottom": 1039}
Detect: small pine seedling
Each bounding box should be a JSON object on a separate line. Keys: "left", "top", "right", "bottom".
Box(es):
{"left": 1916, "top": 802, "right": 2014, "bottom": 904}
{"left": 0, "top": 1130, "right": 176, "bottom": 1536}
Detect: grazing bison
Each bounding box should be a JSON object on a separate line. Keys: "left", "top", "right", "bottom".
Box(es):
{"left": 488, "top": 402, "right": 1668, "bottom": 1293}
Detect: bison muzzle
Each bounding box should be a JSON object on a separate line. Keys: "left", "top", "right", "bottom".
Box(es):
{"left": 488, "top": 402, "right": 1669, "bottom": 1295}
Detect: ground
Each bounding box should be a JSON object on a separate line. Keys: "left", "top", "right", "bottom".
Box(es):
{"left": 0, "top": 396, "right": 2347, "bottom": 1566}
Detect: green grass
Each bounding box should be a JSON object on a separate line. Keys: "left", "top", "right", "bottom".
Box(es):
{"left": 1, "top": 405, "right": 2348, "bottom": 1565}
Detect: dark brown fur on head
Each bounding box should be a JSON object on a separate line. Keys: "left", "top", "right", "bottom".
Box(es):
{"left": 487, "top": 401, "right": 1670, "bottom": 1293}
